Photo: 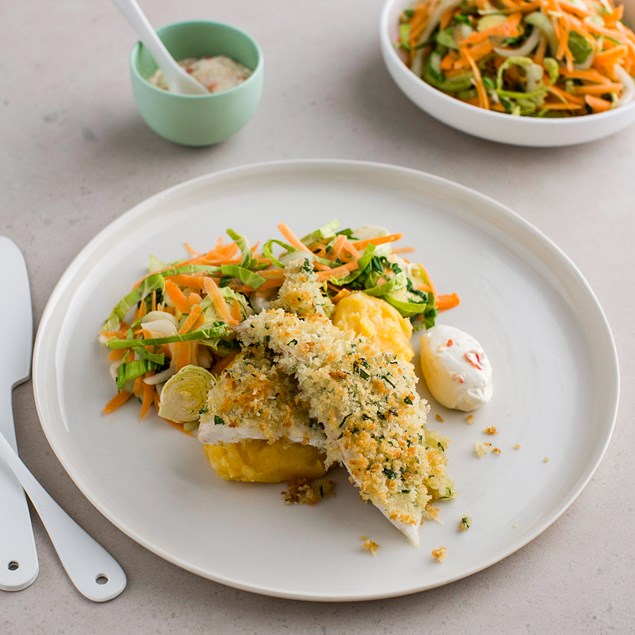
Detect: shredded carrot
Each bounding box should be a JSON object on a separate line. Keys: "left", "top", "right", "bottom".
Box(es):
{"left": 417, "top": 262, "right": 438, "bottom": 300}
{"left": 392, "top": 247, "right": 416, "bottom": 254}
{"left": 179, "top": 304, "right": 203, "bottom": 334}
{"left": 437, "top": 293, "right": 461, "bottom": 311}
{"left": 203, "top": 277, "right": 237, "bottom": 326}
{"left": 173, "top": 342, "right": 191, "bottom": 371}
{"left": 574, "top": 82, "right": 622, "bottom": 95}
{"left": 188, "top": 292, "right": 202, "bottom": 305}
{"left": 547, "top": 85, "right": 586, "bottom": 105}
{"left": 133, "top": 376, "right": 144, "bottom": 398}
{"left": 230, "top": 299, "right": 242, "bottom": 322}
{"left": 332, "top": 288, "right": 351, "bottom": 304}
{"left": 316, "top": 261, "right": 359, "bottom": 281}
{"left": 140, "top": 380, "right": 155, "bottom": 419}
{"left": 534, "top": 34, "right": 547, "bottom": 65}
{"left": 461, "top": 12, "right": 522, "bottom": 46}
{"left": 108, "top": 349, "right": 125, "bottom": 362}
{"left": 584, "top": 94, "right": 612, "bottom": 112}
{"left": 541, "top": 102, "right": 585, "bottom": 110}
{"left": 461, "top": 46, "right": 490, "bottom": 110}
{"left": 164, "top": 279, "right": 193, "bottom": 314}
{"left": 183, "top": 242, "right": 200, "bottom": 257}
{"left": 277, "top": 223, "right": 313, "bottom": 254}
{"left": 166, "top": 274, "right": 207, "bottom": 290}
{"left": 103, "top": 390, "right": 132, "bottom": 414}
{"left": 351, "top": 233, "right": 404, "bottom": 249}
{"left": 558, "top": 67, "right": 612, "bottom": 84}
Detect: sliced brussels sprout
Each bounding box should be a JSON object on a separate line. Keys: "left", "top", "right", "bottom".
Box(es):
{"left": 158, "top": 365, "right": 215, "bottom": 423}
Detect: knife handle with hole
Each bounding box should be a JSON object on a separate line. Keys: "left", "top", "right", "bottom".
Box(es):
{"left": 0, "top": 390, "right": 39, "bottom": 591}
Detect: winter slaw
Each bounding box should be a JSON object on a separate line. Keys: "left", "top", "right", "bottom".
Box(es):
{"left": 397, "top": 0, "right": 635, "bottom": 116}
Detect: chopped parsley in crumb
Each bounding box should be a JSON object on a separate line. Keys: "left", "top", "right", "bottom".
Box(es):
{"left": 361, "top": 536, "right": 380, "bottom": 555}
{"left": 458, "top": 515, "right": 471, "bottom": 531}
{"left": 282, "top": 478, "right": 335, "bottom": 505}
{"left": 431, "top": 546, "right": 447, "bottom": 562}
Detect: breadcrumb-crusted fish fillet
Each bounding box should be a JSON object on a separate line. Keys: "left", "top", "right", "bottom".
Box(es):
{"left": 197, "top": 344, "right": 328, "bottom": 452}
{"left": 271, "top": 257, "right": 334, "bottom": 318}
{"left": 238, "top": 309, "right": 432, "bottom": 545}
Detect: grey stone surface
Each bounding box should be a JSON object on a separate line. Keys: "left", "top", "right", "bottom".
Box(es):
{"left": 1, "top": 0, "right": 633, "bottom": 633}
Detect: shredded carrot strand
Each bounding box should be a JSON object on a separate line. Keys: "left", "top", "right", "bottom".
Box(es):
{"left": 316, "top": 261, "right": 358, "bottom": 281}
{"left": 437, "top": 293, "right": 461, "bottom": 311}
{"left": 332, "top": 288, "right": 351, "bottom": 304}
{"left": 277, "top": 223, "right": 313, "bottom": 254}
{"left": 203, "top": 277, "right": 237, "bottom": 326}
{"left": 179, "top": 304, "right": 203, "bottom": 334}
{"left": 164, "top": 279, "right": 193, "bottom": 314}
{"left": 103, "top": 390, "right": 132, "bottom": 414}
{"left": 584, "top": 94, "right": 612, "bottom": 112}
{"left": 166, "top": 274, "right": 208, "bottom": 290}
{"left": 140, "top": 380, "right": 155, "bottom": 419}
{"left": 351, "top": 233, "right": 404, "bottom": 249}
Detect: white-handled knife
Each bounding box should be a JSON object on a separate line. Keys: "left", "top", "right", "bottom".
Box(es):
{"left": 0, "top": 236, "right": 39, "bottom": 591}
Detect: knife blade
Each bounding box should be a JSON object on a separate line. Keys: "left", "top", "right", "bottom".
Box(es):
{"left": 0, "top": 236, "right": 38, "bottom": 591}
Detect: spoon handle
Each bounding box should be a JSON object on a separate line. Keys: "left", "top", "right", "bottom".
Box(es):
{"left": 112, "top": 0, "right": 181, "bottom": 82}
{"left": 0, "top": 432, "right": 126, "bottom": 602}
{"left": 0, "top": 394, "right": 38, "bottom": 591}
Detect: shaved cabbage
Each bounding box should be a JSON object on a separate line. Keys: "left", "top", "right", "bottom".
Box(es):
{"left": 102, "top": 273, "right": 164, "bottom": 334}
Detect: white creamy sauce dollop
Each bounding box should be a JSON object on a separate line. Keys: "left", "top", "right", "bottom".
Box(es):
{"left": 420, "top": 324, "right": 493, "bottom": 411}
{"left": 150, "top": 55, "right": 252, "bottom": 93}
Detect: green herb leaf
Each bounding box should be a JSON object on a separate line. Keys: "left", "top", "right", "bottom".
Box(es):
{"left": 568, "top": 31, "right": 593, "bottom": 64}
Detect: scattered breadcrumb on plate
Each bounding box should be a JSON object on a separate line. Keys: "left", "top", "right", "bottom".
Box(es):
{"left": 483, "top": 426, "right": 497, "bottom": 435}
{"left": 543, "top": 457, "right": 550, "bottom": 463}
{"left": 492, "top": 447, "right": 502, "bottom": 455}
{"left": 474, "top": 441, "right": 492, "bottom": 458}
{"left": 282, "top": 478, "right": 335, "bottom": 505}
{"left": 435, "top": 414, "right": 444, "bottom": 423}
{"left": 458, "top": 515, "right": 471, "bottom": 531}
{"left": 466, "top": 414, "right": 474, "bottom": 425}
{"left": 431, "top": 546, "right": 447, "bottom": 562}
{"left": 513, "top": 443, "right": 521, "bottom": 450}
{"left": 361, "top": 536, "right": 379, "bottom": 555}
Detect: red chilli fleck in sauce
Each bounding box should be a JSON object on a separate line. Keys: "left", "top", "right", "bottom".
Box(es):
{"left": 446, "top": 339, "right": 454, "bottom": 347}
{"left": 464, "top": 351, "right": 485, "bottom": 370}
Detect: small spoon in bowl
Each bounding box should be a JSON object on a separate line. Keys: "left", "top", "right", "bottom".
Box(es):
{"left": 112, "top": 0, "right": 208, "bottom": 95}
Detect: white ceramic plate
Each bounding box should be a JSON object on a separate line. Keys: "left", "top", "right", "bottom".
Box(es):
{"left": 33, "top": 161, "right": 619, "bottom": 601}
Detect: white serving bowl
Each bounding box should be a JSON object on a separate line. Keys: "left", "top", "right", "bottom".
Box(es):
{"left": 380, "top": 0, "right": 635, "bottom": 146}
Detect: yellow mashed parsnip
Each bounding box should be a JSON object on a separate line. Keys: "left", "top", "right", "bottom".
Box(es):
{"left": 204, "top": 439, "right": 326, "bottom": 483}
{"left": 332, "top": 292, "right": 414, "bottom": 362}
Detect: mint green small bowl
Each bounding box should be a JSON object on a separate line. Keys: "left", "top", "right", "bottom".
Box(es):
{"left": 130, "top": 21, "right": 263, "bottom": 146}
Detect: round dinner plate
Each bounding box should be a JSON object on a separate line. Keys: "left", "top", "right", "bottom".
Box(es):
{"left": 33, "top": 160, "right": 619, "bottom": 601}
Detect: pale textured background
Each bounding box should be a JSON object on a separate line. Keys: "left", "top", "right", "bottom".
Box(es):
{"left": 1, "top": 1, "right": 634, "bottom": 633}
